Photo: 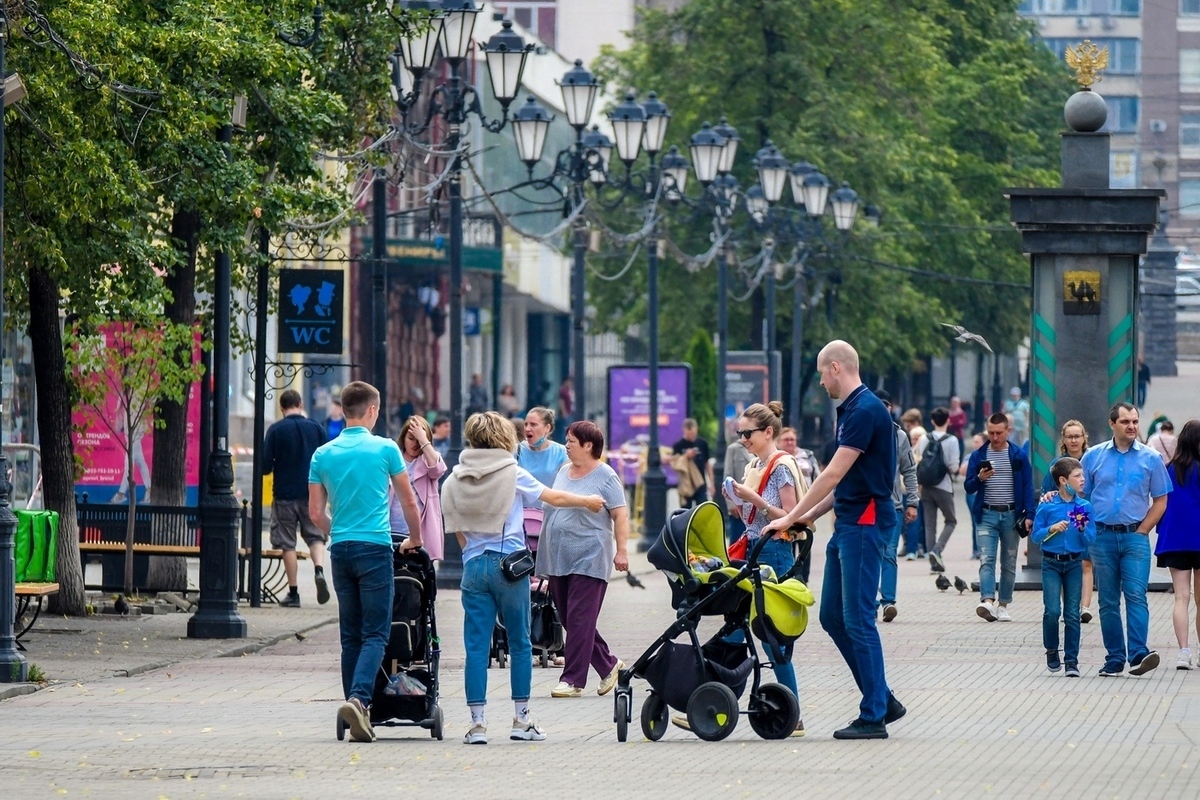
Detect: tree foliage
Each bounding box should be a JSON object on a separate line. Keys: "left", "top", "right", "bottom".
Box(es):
{"left": 589, "top": 0, "right": 1069, "bottom": 378}
{"left": 685, "top": 329, "right": 717, "bottom": 442}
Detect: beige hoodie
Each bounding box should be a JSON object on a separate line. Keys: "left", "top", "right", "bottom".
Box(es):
{"left": 441, "top": 448, "right": 518, "bottom": 534}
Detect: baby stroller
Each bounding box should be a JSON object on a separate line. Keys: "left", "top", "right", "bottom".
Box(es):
{"left": 337, "top": 542, "right": 443, "bottom": 741}
{"left": 612, "top": 501, "right": 814, "bottom": 742}
{"left": 490, "top": 508, "right": 566, "bottom": 669}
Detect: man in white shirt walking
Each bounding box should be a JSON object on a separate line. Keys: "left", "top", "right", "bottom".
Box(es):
{"left": 920, "top": 407, "right": 961, "bottom": 574}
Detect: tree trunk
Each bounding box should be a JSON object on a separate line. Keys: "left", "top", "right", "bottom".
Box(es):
{"left": 28, "top": 266, "right": 86, "bottom": 616}
{"left": 146, "top": 209, "right": 200, "bottom": 591}
{"left": 124, "top": 445, "right": 136, "bottom": 598}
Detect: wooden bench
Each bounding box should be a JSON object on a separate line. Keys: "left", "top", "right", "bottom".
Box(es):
{"left": 15, "top": 582, "right": 60, "bottom": 651}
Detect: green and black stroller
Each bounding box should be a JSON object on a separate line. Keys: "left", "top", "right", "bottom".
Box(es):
{"left": 612, "top": 501, "right": 814, "bottom": 742}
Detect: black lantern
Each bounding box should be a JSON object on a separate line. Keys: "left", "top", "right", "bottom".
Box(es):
{"left": 688, "top": 121, "right": 725, "bottom": 185}
{"left": 581, "top": 124, "right": 613, "bottom": 186}
{"left": 713, "top": 116, "right": 740, "bottom": 175}
{"left": 831, "top": 182, "right": 860, "bottom": 231}
{"left": 482, "top": 20, "right": 532, "bottom": 108}
{"left": 511, "top": 95, "right": 553, "bottom": 167}
{"left": 398, "top": 0, "right": 443, "bottom": 78}
{"left": 558, "top": 59, "right": 601, "bottom": 130}
{"left": 660, "top": 145, "right": 689, "bottom": 200}
{"left": 754, "top": 140, "right": 789, "bottom": 204}
{"left": 608, "top": 92, "right": 646, "bottom": 166}
{"left": 640, "top": 91, "right": 670, "bottom": 157}
{"left": 438, "top": 0, "right": 479, "bottom": 63}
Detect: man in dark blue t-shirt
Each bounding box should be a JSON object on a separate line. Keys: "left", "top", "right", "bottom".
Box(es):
{"left": 765, "top": 340, "right": 904, "bottom": 740}
{"left": 262, "top": 389, "right": 330, "bottom": 606}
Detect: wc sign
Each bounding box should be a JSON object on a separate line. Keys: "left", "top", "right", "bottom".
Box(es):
{"left": 277, "top": 269, "right": 345, "bottom": 355}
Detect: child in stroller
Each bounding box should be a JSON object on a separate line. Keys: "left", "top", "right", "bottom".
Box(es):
{"left": 490, "top": 508, "right": 565, "bottom": 669}
{"left": 611, "top": 502, "right": 814, "bottom": 742}
{"left": 337, "top": 541, "right": 444, "bottom": 741}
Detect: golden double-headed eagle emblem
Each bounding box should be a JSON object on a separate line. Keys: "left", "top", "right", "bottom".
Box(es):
{"left": 1064, "top": 40, "right": 1109, "bottom": 90}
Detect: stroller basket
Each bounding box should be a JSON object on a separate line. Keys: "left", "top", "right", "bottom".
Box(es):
{"left": 643, "top": 639, "right": 753, "bottom": 712}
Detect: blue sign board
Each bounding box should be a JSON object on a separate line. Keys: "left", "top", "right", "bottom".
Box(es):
{"left": 277, "top": 269, "right": 345, "bottom": 354}
{"left": 464, "top": 307, "right": 481, "bottom": 336}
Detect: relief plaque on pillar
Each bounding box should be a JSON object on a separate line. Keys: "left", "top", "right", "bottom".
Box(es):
{"left": 1062, "top": 270, "right": 1101, "bottom": 315}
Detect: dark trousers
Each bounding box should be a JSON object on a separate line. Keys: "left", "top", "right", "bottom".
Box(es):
{"left": 548, "top": 573, "right": 618, "bottom": 689}
{"left": 330, "top": 541, "right": 394, "bottom": 705}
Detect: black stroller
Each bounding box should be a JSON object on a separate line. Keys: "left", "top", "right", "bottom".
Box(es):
{"left": 490, "top": 508, "right": 565, "bottom": 669}
{"left": 336, "top": 543, "right": 443, "bottom": 741}
{"left": 612, "top": 502, "right": 814, "bottom": 742}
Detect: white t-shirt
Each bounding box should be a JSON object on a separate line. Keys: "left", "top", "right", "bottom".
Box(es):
{"left": 461, "top": 466, "right": 547, "bottom": 564}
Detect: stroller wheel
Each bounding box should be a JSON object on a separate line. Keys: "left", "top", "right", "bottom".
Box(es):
{"left": 615, "top": 694, "right": 630, "bottom": 742}
{"left": 497, "top": 649, "right": 507, "bottom": 669}
{"left": 640, "top": 692, "right": 669, "bottom": 742}
{"left": 748, "top": 682, "right": 800, "bottom": 740}
{"left": 686, "top": 682, "right": 739, "bottom": 742}
{"left": 540, "top": 651, "right": 549, "bottom": 668}
{"left": 336, "top": 715, "right": 346, "bottom": 742}
{"left": 430, "top": 705, "right": 444, "bottom": 741}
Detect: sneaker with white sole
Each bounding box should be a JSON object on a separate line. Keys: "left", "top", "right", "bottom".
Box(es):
{"left": 597, "top": 660, "right": 625, "bottom": 696}
{"left": 510, "top": 717, "right": 547, "bottom": 741}
{"left": 338, "top": 697, "right": 376, "bottom": 743}
{"left": 1178, "top": 648, "right": 1194, "bottom": 670}
{"left": 976, "top": 601, "right": 997, "bottom": 622}
{"left": 463, "top": 722, "right": 487, "bottom": 745}
{"left": 929, "top": 551, "right": 945, "bottom": 573}
{"left": 1080, "top": 607, "right": 1093, "bottom": 624}
{"left": 550, "top": 682, "right": 582, "bottom": 698}
{"left": 996, "top": 606, "right": 1012, "bottom": 622}
{"left": 1129, "top": 651, "right": 1160, "bottom": 676}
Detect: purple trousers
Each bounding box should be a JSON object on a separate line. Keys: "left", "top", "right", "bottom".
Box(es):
{"left": 547, "top": 573, "right": 618, "bottom": 689}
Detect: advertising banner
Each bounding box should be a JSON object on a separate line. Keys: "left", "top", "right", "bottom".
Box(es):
{"left": 606, "top": 364, "right": 690, "bottom": 486}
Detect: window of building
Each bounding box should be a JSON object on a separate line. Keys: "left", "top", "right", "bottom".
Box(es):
{"left": 1110, "top": 152, "right": 1137, "bottom": 188}
{"left": 1184, "top": 50, "right": 1200, "bottom": 91}
{"left": 1019, "top": 0, "right": 1137, "bottom": 12}
{"left": 1043, "top": 39, "right": 1139, "bottom": 74}
{"left": 1100, "top": 96, "right": 1138, "bottom": 132}
{"left": 1184, "top": 0, "right": 1200, "bottom": 16}
{"left": 493, "top": 1, "right": 557, "bottom": 51}
{"left": 1180, "top": 180, "right": 1200, "bottom": 218}
{"left": 1182, "top": 115, "right": 1200, "bottom": 157}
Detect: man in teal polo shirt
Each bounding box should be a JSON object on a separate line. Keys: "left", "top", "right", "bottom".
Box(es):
{"left": 765, "top": 340, "right": 905, "bottom": 740}
{"left": 309, "top": 381, "right": 423, "bottom": 743}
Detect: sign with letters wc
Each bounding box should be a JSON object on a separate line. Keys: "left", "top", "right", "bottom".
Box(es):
{"left": 277, "top": 269, "right": 345, "bottom": 354}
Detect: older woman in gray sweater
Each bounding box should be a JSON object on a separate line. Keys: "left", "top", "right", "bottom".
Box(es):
{"left": 442, "top": 412, "right": 603, "bottom": 746}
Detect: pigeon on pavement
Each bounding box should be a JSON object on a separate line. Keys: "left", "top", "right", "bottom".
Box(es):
{"left": 953, "top": 576, "right": 969, "bottom": 595}
{"left": 114, "top": 595, "right": 130, "bottom": 616}
{"left": 626, "top": 572, "right": 646, "bottom": 589}
{"left": 940, "top": 323, "right": 994, "bottom": 353}
{"left": 935, "top": 574, "right": 951, "bottom": 592}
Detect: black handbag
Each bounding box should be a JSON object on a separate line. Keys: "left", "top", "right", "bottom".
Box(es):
{"left": 500, "top": 548, "right": 536, "bottom": 582}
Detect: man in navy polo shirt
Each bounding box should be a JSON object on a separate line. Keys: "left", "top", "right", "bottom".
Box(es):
{"left": 765, "top": 340, "right": 904, "bottom": 740}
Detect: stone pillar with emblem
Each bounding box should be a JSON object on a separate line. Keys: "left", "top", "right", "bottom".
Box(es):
{"left": 1006, "top": 41, "right": 1165, "bottom": 588}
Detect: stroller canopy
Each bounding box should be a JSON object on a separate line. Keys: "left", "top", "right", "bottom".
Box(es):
{"left": 647, "top": 502, "right": 728, "bottom": 578}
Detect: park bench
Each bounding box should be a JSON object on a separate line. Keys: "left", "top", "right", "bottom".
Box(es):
{"left": 14, "top": 581, "right": 59, "bottom": 651}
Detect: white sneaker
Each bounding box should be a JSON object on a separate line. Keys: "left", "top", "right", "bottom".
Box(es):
{"left": 1178, "top": 648, "right": 1193, "bottom": 670}
{"left": 510, "top": 717, "right": 547, "bottom": 741}
{"left": 976, "top": 601, "right": 997, "bottom": 622}
{"left": 550, "top": 682, "right": 582, "bottom": 698}
{"left": 996, "top": 606, "right": 1012, "bottom": 622}
{"left": 597, "top": 660, "right": 625, "bottom": 696}
{"left": 1080, "top": 607, "right": 1094, "bottom": 624}
{"left": 463, "top": 722, "right": 487, "bottom": 745}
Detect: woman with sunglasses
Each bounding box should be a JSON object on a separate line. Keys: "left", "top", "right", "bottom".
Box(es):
{"left": 1040, "top": 420, "right": 1094, "bottom": 622}
{"left": 722, "top": 401, "right": 805, "bottom": 735}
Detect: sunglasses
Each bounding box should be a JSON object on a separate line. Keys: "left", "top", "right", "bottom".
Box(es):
{"left": 737, "top": 427, "right": 765, "bottom": 440}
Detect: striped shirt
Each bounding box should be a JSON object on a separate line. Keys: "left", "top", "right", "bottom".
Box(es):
{"left": 983, "top": 446, "right": 1015, "bottom": 506}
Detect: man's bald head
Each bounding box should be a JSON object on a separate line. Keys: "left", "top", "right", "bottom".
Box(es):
{"left": 818, "top": 340, "right": 860, "bottom": 374}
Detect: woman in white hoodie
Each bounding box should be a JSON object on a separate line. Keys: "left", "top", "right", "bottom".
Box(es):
{"left": 442, "top": 412, "right": 604, "bottom": 746}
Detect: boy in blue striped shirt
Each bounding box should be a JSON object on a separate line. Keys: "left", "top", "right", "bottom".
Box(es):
{"left": 1031, "top": 457, "right": 1097, "bottom": 677}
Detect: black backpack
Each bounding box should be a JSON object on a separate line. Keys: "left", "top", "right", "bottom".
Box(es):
{"left": 916, "top": 434, "right": 949, "bottom": 487}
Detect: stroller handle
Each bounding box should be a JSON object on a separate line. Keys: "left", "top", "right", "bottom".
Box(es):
{"left": 746, "top": 524, "right": 815, "bottom": 582}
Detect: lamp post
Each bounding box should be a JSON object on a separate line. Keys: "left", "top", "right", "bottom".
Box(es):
{"left": 394, "top": 1, "right": 532, "bottom": 586}
{"left": 189, "top": 103, "right": 249, "bottom": 639}
{"left": 0, "top": 11, "right": 27, "bottom": 682}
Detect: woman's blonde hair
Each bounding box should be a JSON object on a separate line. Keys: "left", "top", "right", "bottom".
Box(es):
{"left": 397, "top": 415, "right": 434, "bottom": 453}
{"left": 742, "top": 401, "right": 784, "bottom": 439}
{"left": 464, "top": 411, "right": 519, "bottom": 452}
{"left": 1059, "top": 419, "right": 1089, "bottom": 456}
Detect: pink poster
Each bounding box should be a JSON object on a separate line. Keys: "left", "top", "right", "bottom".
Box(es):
{"left": 72, "top": 326, "right": 202, "bottom": 505}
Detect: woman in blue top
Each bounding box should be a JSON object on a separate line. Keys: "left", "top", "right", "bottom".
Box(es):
{"left": 1154, "top": 419, "right": 1200, "bottom": 670}
{"left": 518, "top": 407, "right": 570, "bottom": 488}
{"left": 1040, "top": 420, "right": 1095, "bottom": 623}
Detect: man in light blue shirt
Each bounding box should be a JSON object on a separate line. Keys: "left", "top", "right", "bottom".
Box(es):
{"left": 1081, "top": 402, "right": 1171, "bottom": 677}
{"left": 309, "top": 381, "right": 422, "bottom": 743}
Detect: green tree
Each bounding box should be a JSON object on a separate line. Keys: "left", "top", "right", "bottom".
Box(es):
{"left": 6, "top": 1, "right": 404, "bottom": 613}
{"left": 685, "top": 329, "right": 717, "bottom": 442}
{"left": 589, "top": 0, "right": 1068, "bottom": 383}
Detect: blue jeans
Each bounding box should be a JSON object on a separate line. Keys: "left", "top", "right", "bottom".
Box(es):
{"left": 878, "top": 512, "right": 904, "bottom": 606}
{"left": 966, "top": 492, "right": 979, "bottom": 556}
{"left": 977, "top": 510, "right": 1018, "bottom": 604}
{"left": 330, "top": 541, "right": 395, "bottom": 706}
{"left": 1042, "top": 557, "right": 1083, "bottom": 665}
{"left": 461, "top": 551, "right": 533, "bottom": 705}
{"left": 819, "top": 512, "right": 893, "bottom": 723}
{"left": 726, "top": 536, "right": 799, "bottom": 698}
{"left": 1089, "top": 531, "right": 1152, "bottom": 669}
{"left": 903, "top": 505, "right": 923, "bottom": 555}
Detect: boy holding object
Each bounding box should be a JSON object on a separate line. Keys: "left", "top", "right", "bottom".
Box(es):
{"left": 1031, "top": 457, "right": 1097, "bottom": 677}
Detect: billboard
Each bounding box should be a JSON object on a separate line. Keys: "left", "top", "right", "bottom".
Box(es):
{"left": 605, "top": 364, "right": 690, "bottom": 486}
{"left": 72, "top": 327, "right": 202, "bottom": 505}
{"left": 725, "top": 350, "right": 779, "bottom": 422}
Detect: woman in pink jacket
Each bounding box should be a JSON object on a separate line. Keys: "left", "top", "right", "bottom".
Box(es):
{"left": 390, "top": 416, "right": 448, "bottom": 560}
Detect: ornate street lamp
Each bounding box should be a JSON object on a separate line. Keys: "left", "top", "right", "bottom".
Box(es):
{"left": 688, "top": 121, "right": 725, "bottom": 186}
{"left": 511, "top": 95, "right": 553, "bottom": 168}
{"left": 789, "top": 160, "right": 817, "bottom": 207}
{"left": 660, "top": 145, "right": 690, "bottom": 200}
{"left": 608, "top": 92, "right": 647, "bottom": 167}
{"left": 581, "top": 125, "right": 613, "bottom": 186}
{"left": 801, "top": 171, "right": 832, "bottom": 217}
{"left": 831, "top": 181, "right": 860, "bottom": 230}
{"left": 746, "top": 184, "right": 768, "bottom": 224}
{"left": 641, "top": 92, "right": 670, "bottom": 157}
{"left": 483, "top": 20, "right": 534, "bottom": 109}
{"left": 558, "top": 59, "right": 601, "bottom": 130}
{"left": 714, "top": 115, "right": 741, "bottom": 175}
{"left": 754, "top": 140, "right": 789, "bottom": 204}
{"left": 438, "top": 0, "right": 480, "bottom": 64}
{"left": 397, "top": 0, "right": 443, "bottom": 79}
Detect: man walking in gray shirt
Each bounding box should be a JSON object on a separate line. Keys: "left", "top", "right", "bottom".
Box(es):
{"left": 921, "top": 407, "right": 961, "bottom": 574}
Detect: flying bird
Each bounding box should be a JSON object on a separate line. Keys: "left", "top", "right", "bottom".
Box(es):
{"left": 953, "top": 576, "right": 969, "bottom": 595}
{"left": 626, "top": 572, "right": 646, "bottom": 589}
{"left": 935, "top": 574, "right": 951, "bottom": 592}
{"left": 940, "top": 323, "right": 994, "bottom": 353}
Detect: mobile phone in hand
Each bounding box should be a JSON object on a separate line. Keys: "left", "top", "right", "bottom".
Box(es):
{"left": 978, "top": 460, "right": 992, "bottom": 475}
{"left": 723, "top": 476, "right": 736, "bottom": 499}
